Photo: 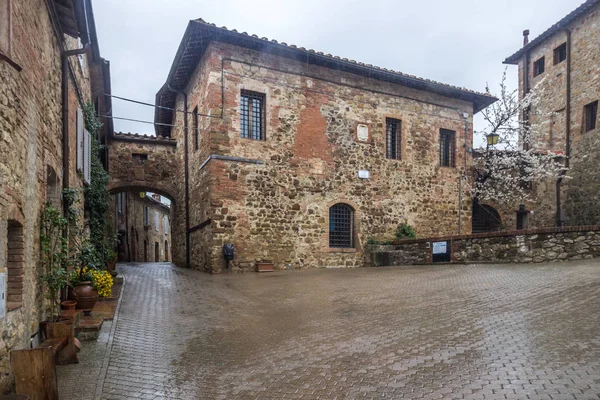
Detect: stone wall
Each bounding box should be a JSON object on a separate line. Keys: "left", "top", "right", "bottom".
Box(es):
{"left": 0, "top": 0, "right": 94, "bottom": 392}
{"left": 369, "top": 226, "right": 600, "bottom": 266}
{"left": 513, "top": 2, "right": 600, "bottom": 227}
{"left": 169, "top": 41, "right": 479, "bottom": 273}
{"left": 106, "top": 134, "right": 182, "bottom": 266}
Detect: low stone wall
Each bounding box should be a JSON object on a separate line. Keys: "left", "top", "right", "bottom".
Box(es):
{"left": 368, "top": 226, "right": 600, "bottom": 266}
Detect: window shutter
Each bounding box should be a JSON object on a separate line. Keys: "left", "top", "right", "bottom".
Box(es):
{"left": 77, "top": 108, "right": 84, "bottom": 172}
{"left": 164, "top": 216, "right": 169, "bottom": 234}
{"left": 83, "top": 129, "right": 91, "bottom": 184}
{"left": 154, "top": 211, "right": 159, "bottom": 231}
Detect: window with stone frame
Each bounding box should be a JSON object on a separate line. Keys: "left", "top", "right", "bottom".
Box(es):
{"left": 533, "top": 57, "right": 545, "bottom": 77}
{"left": 385, "top": 118, "right": 401, "bottom": 160}
{"left": 193, "top": 106, "right": 199, "bottom": 151}
{"left": 439, "top": 129, "right": 456, "bottom": 167}
{"left": 584, "top": 100, "right": 598, "bottom": 132}
{"left": 0, "top": 0, "right": 11, "bottom": 56}
{"left": 240, "top": 90, "right": 266, "bottom": 140}
{"left": 6, "top": 220, "right": 24, "bottom": 310}
{"left": 329, "top": 203, "right": 354, "bottom": 248}
{"left": 143, "top": 206, "right": 150, "bottom": 227}
{"left": 554, "top": 43, "right": 567, "bottom": 65}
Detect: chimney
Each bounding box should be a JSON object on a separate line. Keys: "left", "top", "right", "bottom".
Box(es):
{"left": 523, "top": 29, "right": 530, "bottom": 46}
{"left": 152, "top": 194, "right": 161, "bottom": 201}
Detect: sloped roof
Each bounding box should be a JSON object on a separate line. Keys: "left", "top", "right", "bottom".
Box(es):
{"left": 155, "top": 19, "right": 496, "bottom": 136}
{"left": 504, "top": 0, "right": 600, "bottom": 64}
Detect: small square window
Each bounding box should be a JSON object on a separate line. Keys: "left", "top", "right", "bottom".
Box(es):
{"left": 533, "top": 57, "right": 545, "bottom": 77}
{"left": 584, "top": 101, "right": 598, "bottom": 132}
{"left": 554, "top": 43, "right": 566, "bottom": 65}
{"left": 240, "top": 90, "right": 265, "bottom": 140}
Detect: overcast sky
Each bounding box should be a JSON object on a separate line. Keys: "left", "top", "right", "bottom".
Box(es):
{"left": 93, "top": 0, "right": 583, "bottom": 143}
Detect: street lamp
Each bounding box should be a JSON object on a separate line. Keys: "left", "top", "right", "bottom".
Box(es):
{"left": 486, "top": 133, "right": 499, "bottom": 147}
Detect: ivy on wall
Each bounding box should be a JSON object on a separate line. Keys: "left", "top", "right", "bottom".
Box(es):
{"left": 83, "top": 102, "right": 111, "bottom": 267}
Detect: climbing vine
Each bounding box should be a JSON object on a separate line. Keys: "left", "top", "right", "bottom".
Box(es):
{"left": 83, "top": 102, "right": 112, "bottom": 267}
{"left": 40, "top": 201, "right": 69, "bottom": 321}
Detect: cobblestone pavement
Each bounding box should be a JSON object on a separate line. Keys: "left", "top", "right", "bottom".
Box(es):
{"left": 58, "top": 260, "right": 600, "bottom": 399}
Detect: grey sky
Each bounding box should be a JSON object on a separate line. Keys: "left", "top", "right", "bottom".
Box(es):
{"left": 93, "top": 0, "right": 583, "bottom": 142}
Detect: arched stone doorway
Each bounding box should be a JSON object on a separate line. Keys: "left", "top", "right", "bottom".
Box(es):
{"left": 472, "top": 202, "right": 502, "bottom": 233}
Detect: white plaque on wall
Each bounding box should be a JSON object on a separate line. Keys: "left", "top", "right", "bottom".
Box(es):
{"left": 432, "top": 241, "right": 447, "bottom": 255}
{"left": 358, "top": 170, "right": 370, "bottom": 179}
{"left": 357, "top": 124, "right": 369, "bottom": 142}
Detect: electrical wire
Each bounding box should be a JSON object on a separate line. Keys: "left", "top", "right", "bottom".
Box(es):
{"left": 98, "top": 115, "right": 176, "bottom": 127}
{"left": 105, "top": 94, "right": 219, "bottom": 118}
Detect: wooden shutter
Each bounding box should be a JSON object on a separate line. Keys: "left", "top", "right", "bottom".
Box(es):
{"left": 83, "top": 129, "right": 91, "bottom": 184}
{"left": 76, "top": 108, "right": 84, "bottom": 172}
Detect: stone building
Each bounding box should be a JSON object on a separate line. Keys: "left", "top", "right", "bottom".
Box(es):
{"left": 148, "top": 19, "right": 496, "bottom": 273}
{"left": 0, "top": 0, "right": 110, "bottom": 392}
{"left": 503, "top": 0, "right": 600, "bottom": 227}
{"left": 113, "top": 191, "right": 171, "bottom": 263}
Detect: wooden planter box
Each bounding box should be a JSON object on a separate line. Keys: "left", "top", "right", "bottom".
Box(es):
{"left": 256, "top": 262, "right": 275, "bottom": 272}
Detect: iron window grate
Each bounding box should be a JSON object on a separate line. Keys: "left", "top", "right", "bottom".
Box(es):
{"left": 533, "top": 57, "right": 545, "bottom": 77}
{"left": 240, "top": 90, "right": 265, "bottom": 140}
{"left": 193, "top": 106, "right": 199, "bottom": 151}
{"left": 439, "top": 129, "right": 456, "bottom": 167}
{"left": 584, "top": 101, "right": 597, "bottom": 132}
{"left": 329, "top": 204, "right": 354, "bottom": 248}
{"left": 554, "top": 43, "right": 567, "bottom": 65}
{"left": 386, "top": 118, "right": 401, "bottom": 160}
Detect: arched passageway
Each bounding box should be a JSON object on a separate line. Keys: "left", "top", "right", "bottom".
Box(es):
{"left": 110, "top": 187, "right": 175, "bottom": 264}
{"left": 472, "top": 202, "right": 502, "bottom": 233}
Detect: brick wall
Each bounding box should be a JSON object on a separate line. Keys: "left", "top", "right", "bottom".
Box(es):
{"left": 169, "top": 41, "right": 477, "bottom": 273}
{"left": 368, "top": 226, "right": 600, "bottom": 266}
{"left": 0, "top": 0, "right": 93, "bottom": 392}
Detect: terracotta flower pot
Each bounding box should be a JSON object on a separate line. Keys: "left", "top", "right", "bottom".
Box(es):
{"left": 107, "top": 261, "right": 116, "bottom": 271}
{"left": 61, "top": 300, "right": 77, "bottom": 310}
{"left": 73, "top": 281, "right": 99, "bottom": 315}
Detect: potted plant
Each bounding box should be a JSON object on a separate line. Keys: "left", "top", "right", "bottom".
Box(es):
{"left": 107, "top": 249, "right": 117, "bottom": 273}
{"left": 72, "top": 267, "right": 99, "bottom": 315}
{"left": 71, "top": 241, "right": 102, "bottom": 315}
{"left": 256, "top": 260, "right": 275, "bottom": 272}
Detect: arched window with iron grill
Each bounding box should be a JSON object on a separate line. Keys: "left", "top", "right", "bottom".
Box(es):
{"left": 329, "top": 203, "right": 354, "bottom": 248}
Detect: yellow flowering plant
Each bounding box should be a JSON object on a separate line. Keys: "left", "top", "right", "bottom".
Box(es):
{"left": 77, "top": 266, "right": 114, "bottom": 297}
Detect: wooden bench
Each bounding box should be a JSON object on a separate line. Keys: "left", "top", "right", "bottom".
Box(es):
{"left": 10, "top": 322, "right": 79, "bottom": 400}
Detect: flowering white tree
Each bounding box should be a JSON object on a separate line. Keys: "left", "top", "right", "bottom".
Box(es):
{"left": 471, "top": 71, "right": 567, "bottom": 204}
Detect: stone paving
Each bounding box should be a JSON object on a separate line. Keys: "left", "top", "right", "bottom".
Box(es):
{"left": 57, "top": 260, "right": 600, "bottom": 399}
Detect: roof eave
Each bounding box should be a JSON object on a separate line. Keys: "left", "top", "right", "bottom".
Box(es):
{"left": 156, "top": 19, "right": 497, "bottom": 128}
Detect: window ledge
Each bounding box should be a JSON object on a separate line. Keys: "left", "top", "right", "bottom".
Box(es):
{"left": 0, "top": 53, "right": 22, "bottom": 72}
{"left": 328, "top": 248, "right": 358, "bottom": 253}
{"left": 7, "top": 302, "right": 22, "bottom": 312}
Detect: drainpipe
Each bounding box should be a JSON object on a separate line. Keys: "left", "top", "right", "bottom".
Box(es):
{"left": 168, "top": 84, "right": 190, "bottom": 268}
{"left": 62, "top": 43, "right": 90, "bottom": 218}
{"left": 522, "top": 30, "right": 531, "bottom": 151}
{"left": 556, "top": 29, "right": 571, "bottom": 227}
{"left": 457, "top": 113, "right": 469, "bottom": 235}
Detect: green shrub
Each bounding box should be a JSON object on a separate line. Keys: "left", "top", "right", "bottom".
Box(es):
{"left": 395, "top": 222, "right": 416, "bottom": 240}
